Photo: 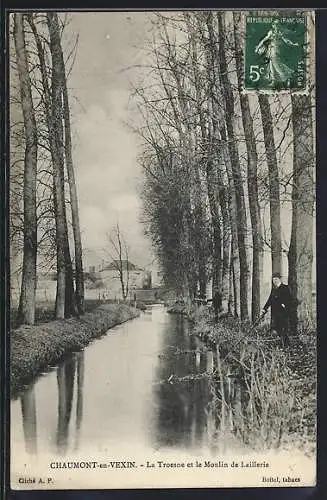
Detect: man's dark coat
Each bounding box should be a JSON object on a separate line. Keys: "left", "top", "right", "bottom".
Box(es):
{"left": 263, "top": 283, "right": 293, "bottom": 316}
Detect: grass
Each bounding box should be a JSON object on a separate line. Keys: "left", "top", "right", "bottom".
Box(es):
{"left": 10, "top": 298, "right": 142, "bottom": 329}
{"left": 192, "top": 306, "right": 316, "bottom": 455}
{"left": 10, "top": 303, "right": 140, "bottom": 398}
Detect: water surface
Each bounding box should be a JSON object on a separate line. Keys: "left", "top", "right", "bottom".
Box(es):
{"left": 11, "top": 305, "right": 215, "bottom": 458}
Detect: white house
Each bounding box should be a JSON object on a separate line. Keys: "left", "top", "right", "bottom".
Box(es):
{"left": 143, "top": 258, "right": 164, "bottom": 289}
{"left": 98, "top": 260, "right": 144, "bottom": 298}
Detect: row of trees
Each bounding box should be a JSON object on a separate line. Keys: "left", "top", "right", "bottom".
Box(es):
{"left": 11, "top": 12, "right": 84, "bottom": 325}
{"left": 136, "top": 12, "right": 315, "bottom": 326}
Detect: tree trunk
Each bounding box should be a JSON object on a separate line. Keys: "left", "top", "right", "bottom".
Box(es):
{"left": 59, "top": 38, "right": 85, "bottom": 315}
{"left": 258, "top": 94, "right": 282, "bottom": 276}
{"left": 192, "top": 169, "right": 208, "bottom": 298}
{"left": 205, "top": 13, "right": 233, "bottom": 312}
{"left": 217, "top": 12, "right": 249, "bottom": 321}
{"left": 233, "top": 13, "right": 263, "bottom": 322}
{"left": 220, "top": 126, "right": 240, "bottom": 317}
{"left": 206, "top": 161, "right": 222, "bottom": 294}
{"left": 219, "top": 180, "right": 231, "bottom": 310}
{"left": 47, "top": 12, "right": 75, "bottom": 319}
{"left": 228, "top": 247, "right": 234, "bottom": 316}
{"left": 288, "top": 94, "right": 314, "bottom": 328}
{"left": 219, "top": 181, "right": 231, "bottom": 310}
{"left": 120, "top": 271, "right": 126, "bottom": 300}
{"left": 14, "top": 13, "right": 38, "bottom": 326}
{"left": 232, "top": 234, "right": 239, "bottom": 318}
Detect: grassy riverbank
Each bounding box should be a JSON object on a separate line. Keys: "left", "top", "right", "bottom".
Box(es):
{"left": 11, "top": 303, "right": 140, "bottom": 397}
{"left": 192, "top": 307, "right": 316, "bottom": 455}
{"left": 10, "top": 298, "right": 140, "bottom": 329}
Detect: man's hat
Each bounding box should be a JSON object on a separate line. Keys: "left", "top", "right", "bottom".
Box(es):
{"left": 272, "top": 272, "right": 281, "bottom": 278}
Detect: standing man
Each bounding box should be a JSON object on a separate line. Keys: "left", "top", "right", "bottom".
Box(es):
{"left": 262, "top": 272, "right": 293, "bottom": 347}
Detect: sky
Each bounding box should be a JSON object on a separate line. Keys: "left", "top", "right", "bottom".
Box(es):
{"left": 64, "top": 12, "right": 154, "bottom": 270}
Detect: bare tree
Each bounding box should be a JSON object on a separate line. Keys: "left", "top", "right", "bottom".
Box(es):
{"left": 13, "top": 13, "right": 38, "bottom": 325}
{"left": 47, "top": 12, "right": 76, "bottom": 318}
{"left": 216, "top": 12, "right": 249, "bottom": 320}
{"left": 106, "top": 223, "right": 130, "bottom": 300}
{"left": 205, "top": 12, "right": 233, "bottom": 312}
{"left": 28, "top": 13, "right": 82, "bottom": 318}
{"left": 57, "top": 28, "right": 85, "bottom": 315}
{"left": 136, "top": 15, "right": 211, "bottom": 301}
{"left": 233, "top": 12, "right": 263, "bottom": 322}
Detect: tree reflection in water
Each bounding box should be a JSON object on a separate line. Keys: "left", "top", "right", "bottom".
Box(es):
{"left": 56, "top": 350, "right": 85, "bottom": 455}
{"left": 56, "top": 355, "right": 76, "bottom": 454}
{"left": 154, "top": 315, "right": 215, "bottom": 452}
{"left": 74, "top": 351, "right": 85, "bottom": 451}
{"left": 20, "top": 383, "right": 37, "bottom": 454}
{"left": 18, "top": 349, "right": 85, "bottom": 456}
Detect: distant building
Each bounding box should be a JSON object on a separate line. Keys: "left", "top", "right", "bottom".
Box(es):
{"left": 150, "top": 268, "right": 164, "bottom": 288}
{"left": 100, "top": 260, "right": 143, "bottom": 273}
{"left": 98, "top": 260, "right": 144, "bottom": 297}
{"left": 142, "top": 259, "right": 164, "bottom": 289}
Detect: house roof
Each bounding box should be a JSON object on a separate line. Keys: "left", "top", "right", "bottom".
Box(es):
{"left": 100, "top": 260, "right": 144, "bottom": 272}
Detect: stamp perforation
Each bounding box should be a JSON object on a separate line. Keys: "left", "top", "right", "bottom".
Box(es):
{"left": 241, "top": 10, "right": 313, "bottom": 95}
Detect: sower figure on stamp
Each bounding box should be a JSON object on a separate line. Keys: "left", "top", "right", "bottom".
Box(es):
{"left": 254, "top": 19, "right": 299, "bottom": 88}
{"left": 262, "top": 272, "right": 294, "bottom": 347}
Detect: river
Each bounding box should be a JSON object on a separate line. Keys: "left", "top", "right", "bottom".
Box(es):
{"left": 11, "top": 305, "right": 216, "bottom": 459}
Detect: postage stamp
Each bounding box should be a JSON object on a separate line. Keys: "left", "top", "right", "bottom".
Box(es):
{"left": 244, "top": 12, "right": 308, "bottom": 92}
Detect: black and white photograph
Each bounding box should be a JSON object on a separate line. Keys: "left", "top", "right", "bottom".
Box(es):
{"left": 9, "top": 9, "right": 316, "bottom": 489}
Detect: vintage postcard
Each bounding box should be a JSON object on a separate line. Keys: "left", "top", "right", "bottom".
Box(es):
{"left": 9, "top": 9, "right": 316, "bottom": 490}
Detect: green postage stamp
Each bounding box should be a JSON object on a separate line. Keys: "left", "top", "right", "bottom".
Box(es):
{"left": 244, "top": 12, "right": 308, "bottom": 92}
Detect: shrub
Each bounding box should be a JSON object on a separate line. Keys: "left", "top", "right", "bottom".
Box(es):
{"left": 193, "top": 309, "right": 316, "bottom": 454}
